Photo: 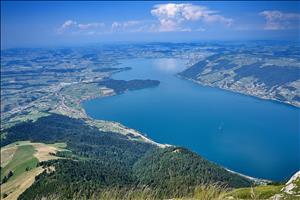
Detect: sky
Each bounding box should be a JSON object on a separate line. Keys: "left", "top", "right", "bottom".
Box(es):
{"left": 1, "top": 1, "right": 300, "bottom": 49}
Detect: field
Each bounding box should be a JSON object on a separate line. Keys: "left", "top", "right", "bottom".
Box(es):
{"left": 0, "top": 141, "right": 66, "bottom": 200}
{"left": 1, "top": 167, "right": 44, "bottom": 200}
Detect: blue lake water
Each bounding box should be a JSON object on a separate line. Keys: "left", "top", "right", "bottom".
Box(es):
{"left": 83, "top": 58, "right": 300, "bottom": 181}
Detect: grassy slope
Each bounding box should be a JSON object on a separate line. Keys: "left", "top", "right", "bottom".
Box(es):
{"left": 225, "top": 173, "right": 300, "bottom": 200}
{"left": 0, "top": 141, "right": 65, "bottom": 200}
{"left": 1, "top": 167, "right": 44, "bottom": 200}
{"left": 225, "top": 185, "right": 284, "bottom": 199}
{"left": 1, "top": 144, "right": 38, "bottom": 181}
{"left": 1, "top": 146, "right": 18, "bottom": 168}
{"left": 74, "top": 183, "right": 298, "bottom": 200}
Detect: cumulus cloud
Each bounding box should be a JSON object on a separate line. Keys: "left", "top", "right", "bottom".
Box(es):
{"left": 260, "top": 10, "right": 300, "bottom": 30}
{"left": 151, "top": 3, "right": 233, "bottom": 32}
{"left": 57, "top": 4, "right": 233, "bottom": 35}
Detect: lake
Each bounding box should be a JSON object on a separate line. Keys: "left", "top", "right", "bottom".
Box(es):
{"left": 83, "top": 58, "right": 300, "bottom": 181}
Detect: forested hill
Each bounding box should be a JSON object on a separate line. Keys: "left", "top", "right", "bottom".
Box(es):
{"left": 1, "top": 113, "right": 253, "bottom": 199}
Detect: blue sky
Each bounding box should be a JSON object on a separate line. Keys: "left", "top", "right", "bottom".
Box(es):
{"left": 1, "top": 1, "right": 300, "bottom": 49}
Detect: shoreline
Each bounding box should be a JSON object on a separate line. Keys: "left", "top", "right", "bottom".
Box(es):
{"left": 2, "top": 58, "right": 286, "bottom": 184}
{"left": 74, "top": 85, "right": 169, "bottom": 148}
{"left": 78, "top": 83, "right": 273, "bottom": 185}
{"left": 76, "top": 62, "right": 293, "bottom": 184}
{"left": 225, "top": 168, "right": 271, "bottom": 185}
{"left": 176, "top": 74, "right": 300, "bottom": 109}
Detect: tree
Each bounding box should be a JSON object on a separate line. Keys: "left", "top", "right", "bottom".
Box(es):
{"left": 2, "top": 193, "right": 8, "bottom": 198}
{"left": 1, "top": 176, "right": 8, "bottom": 184}
{"left": 7, "top": 170, "right": 13, "bottom": 178}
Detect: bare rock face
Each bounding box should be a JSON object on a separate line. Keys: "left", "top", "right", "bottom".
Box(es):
{"left": 281, "top": 170, "right": 300, "bottom": 195}
{"left": 271, "top": 170, "right": 300, "bottom": 200}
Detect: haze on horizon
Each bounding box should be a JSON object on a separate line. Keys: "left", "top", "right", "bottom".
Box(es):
{"left": 1, "top": 1, "right": 300, "bottom": 49}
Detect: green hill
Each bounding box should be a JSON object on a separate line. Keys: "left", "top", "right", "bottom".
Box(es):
{"left": 133, "top": 147, "right": 252, "bottom": 198}
{"left": 1, "top": 113, "right": 253, "bottom": 199}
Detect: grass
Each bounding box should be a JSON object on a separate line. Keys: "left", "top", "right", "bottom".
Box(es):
{"left": 1, "top": 145, "right": 38, "bottom": 182}
{"left": 48, "top": 142, "right": 67, "bottom": 149}
{"left": 1, "top": 146, "right": 18, "bottom": 168}
{"left": 1, "top": 167, "right": 44, "bottom": 200}
{"left": 76, "top": 184, "right": 228, "bottom": 200}
{"left": 193, "top": 183, "right": 228, "bottom": 200}
{"left": 1, "top": 141, "right": 67, "bottom": 182}
{"left": 225, "top": 185, "right": 284, "bottom": 199}
{"left": 92, "top": 187, "right": 159, "bottom": 200}
{"left": 5, "top": 111, "right": 50, "bottom": 130}
{"left": 1, "top": 141, "right": 67, "bottom": 200}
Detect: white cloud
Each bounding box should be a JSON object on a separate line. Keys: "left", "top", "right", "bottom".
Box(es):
{"left": 58, "top": 19, "right": 151, "bottom": 35}
{"left": 112, "top": 21, "right": 139, "bottom": 31}
{"left": 260, "top": 10, "right": 300, "bottom": 30}
{"left": 123, "top": 20, "right": 141, "bottom": 28}
{"left": 58, "top": 20, "right": 106, "bottom": 34}
{"left": 78, "top": 22, "right": 105, "bottom": 30}
{"left": 111, "top": 20, "right": 153, "bottom": 32}
{"left": 58, "top": 20, "right": 78, "bottom": 33}
{"left": 111, "top": 21, "right": 122, "bottom": 30}
{"left": 151, "top": 3, "right": 233, "bottom": 32}
{"left": 57, "top": 4, "right": 233, "bottom": 35}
